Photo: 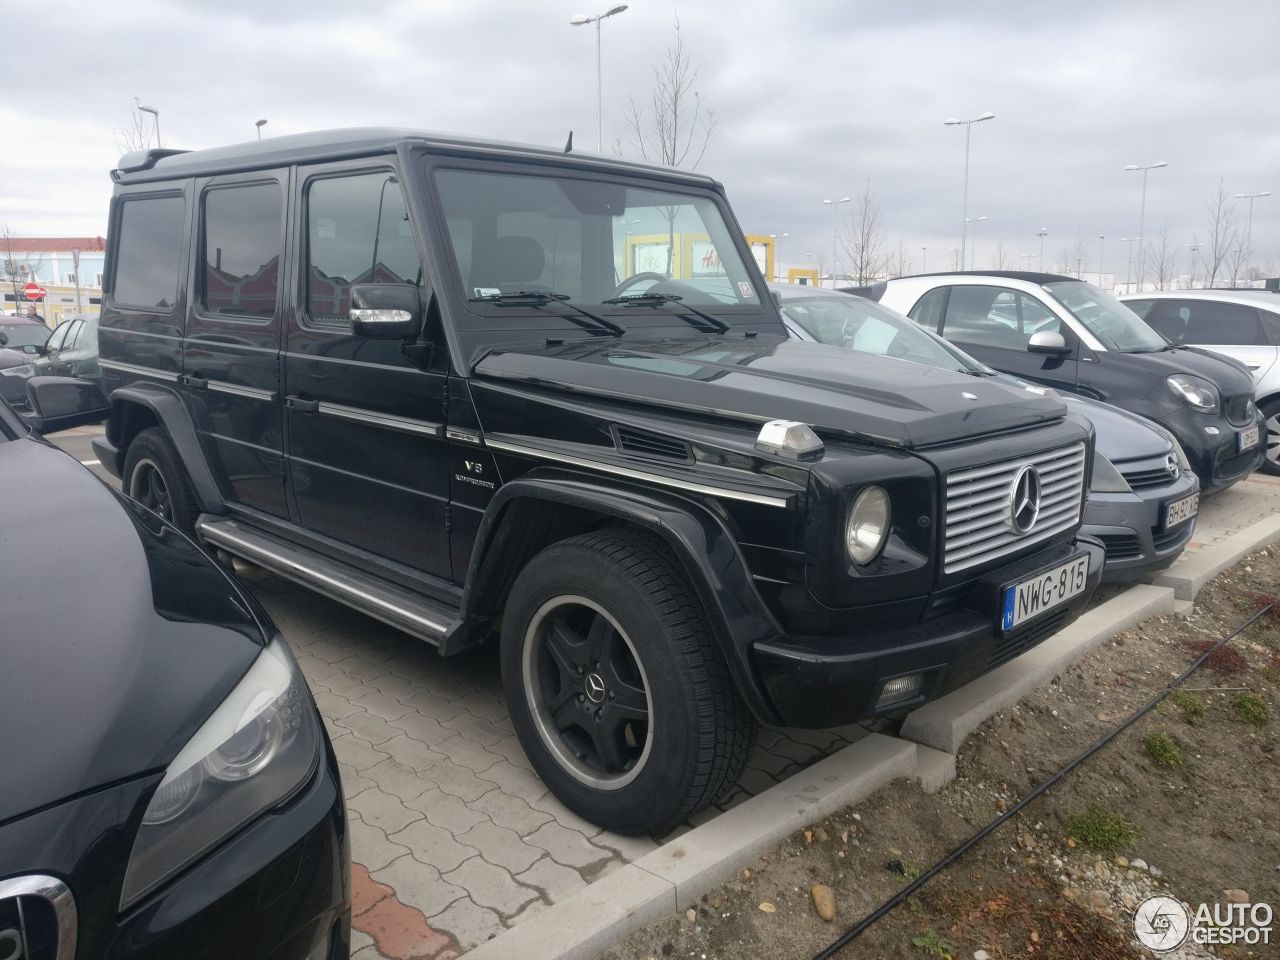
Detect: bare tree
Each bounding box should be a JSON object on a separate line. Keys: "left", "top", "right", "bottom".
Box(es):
{"left": 1150, "top": 223, "right": 1177, "bottom": 290}
{"left": 1200, "top": 179, "right": 1237, "bottom": 286}
{"left": 618, "top": 18, "right": 716, "bottom": 170}
{"left": 1057, "top": 238, "right": 1089, "bottom": 278}
{"left": 993, "top": 241, "right": 1010, "bottom": 270}
{"left": 116, "top": 97, "right": 154, "bottom": 154}
{"left": 2, "top": 224, "right": 44, "bottom": 312}
{"left": 837, "top": 181, "right": 890, "bottom": 285}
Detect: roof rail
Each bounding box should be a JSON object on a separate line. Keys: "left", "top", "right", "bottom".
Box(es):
{"left": 111, "top": 147, "right": 191, "bottom": 180}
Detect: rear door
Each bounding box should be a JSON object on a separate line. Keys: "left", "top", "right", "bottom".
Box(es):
{"left": 1142, "top": 298, "right": 1278, "bottom": 386}
{"left": 282, "top": 161, "right": 451, "bottom": 577}
{"left": 937, "top": 284, "right": 1082, "bottom": 392}
{"left": 182, "top": 172, "right": 289, "bottom": 518}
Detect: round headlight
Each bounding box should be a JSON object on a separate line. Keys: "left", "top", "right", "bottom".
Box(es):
{"left": 846, "top": 486, "right": 891, "bottom": 565}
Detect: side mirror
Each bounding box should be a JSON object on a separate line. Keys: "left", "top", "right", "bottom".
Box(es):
{"left": 1027, "top": 330, "right": 1071, "bottom": 356}
{"left": 21, "top": 376, "right": 109, "bottom": 434}
{"left": 22, "top": 344, "right": 41, "bottom": 355}
{"left": 349, "top": 283, "right": 423, "bottom": 341}
{"left": 770, "top": 290, "right": 783, "bottom": 308}
{"left": 0, "top": 331, "right": 7, "bottom": 347}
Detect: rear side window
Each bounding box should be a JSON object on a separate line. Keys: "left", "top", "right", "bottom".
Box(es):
{"left": 940, "top": 285, "right": 1062, "bottom": 349}
{"left": 1182, "top": 300, "right": 1265, "bottom": 345}
{"left": 305, "top": 171, "right": 419, "bottom": 325}
{"left": 201, "top": 182, "right": 283, "bottom": 320}
{"left": 1262, "top": 310, "right": 1280, "bottom": 344}
{"left": 908, "top": 287, "right": 947, "bottom": 331}
{"left": 113, "top": 195, "right": 186, "bottom": 310}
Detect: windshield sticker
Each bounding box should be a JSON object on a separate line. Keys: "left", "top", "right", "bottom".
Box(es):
{"left": 473, "top": 286, "right": 501, "bottom": 298}
{"left": 739, "top": 281, "right": 755, "bottom": 299}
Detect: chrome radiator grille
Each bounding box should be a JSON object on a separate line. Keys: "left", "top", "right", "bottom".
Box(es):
{"left": 944, "top": 442, "right": 1086, "bottom": 574}
{"left": 0, "top": 876, "right": 77, "bottom": 960}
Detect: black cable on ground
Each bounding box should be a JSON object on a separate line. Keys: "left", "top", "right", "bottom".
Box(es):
{"left": 813, "top": 599, "right": 1276, "bottom": 960}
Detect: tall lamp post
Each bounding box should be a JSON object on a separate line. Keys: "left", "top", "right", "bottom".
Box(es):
{"left": 1120, "top": 236, "right": 1139, "bottom": 293}
{"left": 1035, "top": 227, "right": 1048, "bottom": 271}
{"left": 943, "top": 112, "right": 996, "bottom": 271}
{"left": 1097, "top": 235, "right": 1105, "bottom": 288}
{"left": 70, "top": 246, "right": 82, "bottom": 315}
{"left": 823, "top": 197, "right": 850, "bottom": 287}
{"left": 138, "top": 104, "right": 161, "bottom": 148}
{"left": 965, "top": 216, "right": 987, "bottom": 269}
{"left": 569, "top": 5, "right": 629, "bottom": 152}
{"left": 255, "top": 119, "right": 268, "bottom": 140}
{"left": 1124, "top": 160, "right": 1167, "bottom": 292}
{"left": 1233, "top": 190, "right": 1271, "bottom": 282}
{"left": 949, "top": 247, "right": 961, "bottom": 271}
{"left": 769, "top": 232, "right": 789, "bottom": 282}
{"left": 1185, "top": 242, "right": 1202, "bottom": 288}
{"left": 920, "top": 246, "right": 927, "bottom": 273}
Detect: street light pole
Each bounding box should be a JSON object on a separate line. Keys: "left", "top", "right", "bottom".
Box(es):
{"left": 769, "top": 232, "right": 789, "bottom": 282}
{"left": 1097, "top": 235, "right": 1105, "bottom": 288}
{"left": 1125, "top": 161, "right": 1168, "bottom": 292}
{"left": 943, "top": 112, "right": 996, "bottom": 271}
{"left": 965, "top": 216, "right": 987, "bottom": 269}
{"left": 255, "top": 119, "right": 268, "bottom": 140}
{"left": 71, "top": 247, "right": 82, "bottom": 315}
{"left": 1120, "top": 237, "right": 1139, "bottom": 293}
{"left": 1185, "top": 242, "right": 1202, "bottom": 288}
{"left": 921, "top": 246, "right": 926, "bottom": 273}
{"left": 1233, "top": 190, "right": 1271, "bottom": 282}
{"left": 823, "top": 197, "right": 850, "bottom": 287}
{"left": 139, "top": 104, "right": 161, "bottom": 148}
{"left": 1036, "top": 228, "right": 1048, "bottom": 271}
{"left": 570, "top": 5, "right": 629, "bottom": 152}
{"left": 949, "top": 248, "right": 960, "bottom": 271}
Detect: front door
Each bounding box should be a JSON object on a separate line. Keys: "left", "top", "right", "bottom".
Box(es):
{"left": 182, "top": 173, "right": 289, "bottom": 518}
{"left": 938, "top": 284, "right": 1082, "bottom": 393}
{"left": 283, "top": 162, "right": 451, "bottom": 578}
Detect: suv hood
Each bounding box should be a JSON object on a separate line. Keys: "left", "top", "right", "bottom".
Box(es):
{"left": 476, "top": 336, "right": 1067, "bottom": 449}
{"left": 0, "top": 438, "right": 267, "bottom": 823}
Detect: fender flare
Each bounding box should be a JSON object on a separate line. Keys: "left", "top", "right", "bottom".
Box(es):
{"left": 108, "top": 383, "right": 225, "bottom": 514}
{"left": 462, "top": 475, "right": 786, "bottom": 724}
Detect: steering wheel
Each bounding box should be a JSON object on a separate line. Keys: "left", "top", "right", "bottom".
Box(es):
{"left": 610, "top": 272, "right": 670, "bottom": 299}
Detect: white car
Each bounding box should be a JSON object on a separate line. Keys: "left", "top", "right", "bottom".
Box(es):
{"left": 1121, "top": 289, "right": 1280, "bottom": 475}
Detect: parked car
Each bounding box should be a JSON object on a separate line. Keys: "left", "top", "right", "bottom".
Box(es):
{"left": 1121, "top": 289, "right": 1280, "bottom": 475}
{"left": 865, "top": 272, "right": 1265, "bottom": 493}
{"left": 773, "top": 283, "right": 1200, "bottom": 582}
{"left": 92, "top": 129, "right": 1103, "bottom": 835}
{"left": 0, "top": 315, "right": 50, "bottom": 407}
{"left": 0, "top": 383, "right": 350, "bottom": 959}
{"left": 32, "top": 312, "right": 100, "bottom": 380}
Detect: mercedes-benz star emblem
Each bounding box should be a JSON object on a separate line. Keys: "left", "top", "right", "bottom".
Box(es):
{"left": 1009, "top": 464, "right": 1042, "bottom": 535}
{"left": 585, "top": 673, "right": 607, "bottom": 703}
{"left": 1166, "top": 453, "right": 1179, "bottom": 478}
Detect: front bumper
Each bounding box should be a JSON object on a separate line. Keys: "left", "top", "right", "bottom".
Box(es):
{"left": 1082, "top": 471, "right": 1199, "bottom": 583}
{"left": 754, "top": 537, "right": 1105, "bottom": 728}
{"left": 1154, "top": 407, "right": 1265, "bottom": 493}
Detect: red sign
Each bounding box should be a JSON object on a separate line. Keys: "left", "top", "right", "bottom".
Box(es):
{"left": 23, "top": 282, "right": 46, "bottom": 301}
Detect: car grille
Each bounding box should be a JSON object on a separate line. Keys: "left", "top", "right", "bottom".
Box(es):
{"left": 944, "top": 443, "right": 1087, "bottom": 574}
{"left": 988, "top": 608, "right": 1071, "bottom": 669}
{"left": 1119, "top": 461, "right": 1178, "bottom": 490}
{"left": 1097, "top": 533, "right": 1143, "bottom": 561}
{"left": 0, "top": 876, "right": 76, "bottom": 960}
{"left": 1225, "top": 395, "right": 1255, "bottom": 428}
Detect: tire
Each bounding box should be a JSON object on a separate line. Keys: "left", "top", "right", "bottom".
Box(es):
{"left": 122, "top": 426, "right": 200, "bottom": 534}
{"left": 500, "top": 530, "right": 755, "bottom": 835}
{"left": 1261, "top": 398, "right": 1280, "bottom": 477}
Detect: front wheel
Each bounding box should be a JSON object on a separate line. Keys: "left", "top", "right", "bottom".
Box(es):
{"left": 122, "top": 427, "right": 199, "bottom": 533}
{"left": 1261, "top": 398, "right": 1280, "bottom": 477}
{"left": 501, "top": 531, "right": 755, "bottom": 835}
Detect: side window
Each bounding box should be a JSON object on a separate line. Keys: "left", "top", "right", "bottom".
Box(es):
{"left": 112, "top": 195, "right": 186, "bottom": 310}
{"left": 1125, "top": 299, "right": 1154, "bottom": 319}
{"left": 45, "top": 322, "right": 70, "bottom": 352}
{"left": 201, "top": 182, "right": 283, "bottom": 320}
{"left": 1015, "top": 292, "right": 1062, "bottom": 338}
{"left": 1261, "top": 311, "right": 1280, "bottom": 344}
{"left": 941, "top": 286, "right": 1014, "bottom": 347}
{"left": 305, "top": 171, "right": 418, "bottom": 325}
{"left": 1142, "top": 300, "right": 1189, "bottom": 342}
{"left": 908, "top": 287, "right": 947, "bottom": 332}
{"left": 64, "top": 319, "right": 86, "bottom": 350}
{"left": 1183, "top": 301, "right": 1265, "bottom": 345}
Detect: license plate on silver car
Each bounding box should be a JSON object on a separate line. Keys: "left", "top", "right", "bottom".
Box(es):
{"left": 1001, "top": 554, "right": 1090, "bottom": 631}
{"left": 1238, "top": 424, "right": 1260, "bottom": 452}
{"left": 1165, "top": 491, "right": 1199, "bottom": 528}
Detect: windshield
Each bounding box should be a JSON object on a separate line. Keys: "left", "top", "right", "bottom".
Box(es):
{"left": 1043, "top": 281, "right": 1167, "bottom": 352}
{"left": 0, "top": 322, "right": 49, "bottom": 350}
{"left": 434, "top": 167, "right": 762, "bottom": 317}
{"left": 780, "top": 294, "right": 984, "bottom": 373}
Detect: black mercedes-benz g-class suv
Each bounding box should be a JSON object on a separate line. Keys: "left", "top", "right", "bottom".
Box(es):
{"left": 92, "top": 129, "right": 1103, "bottom": 835}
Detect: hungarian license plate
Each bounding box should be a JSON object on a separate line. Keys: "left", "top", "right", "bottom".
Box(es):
{"left": 1238, "top": 424, "right": 1260, "bottom": 452}
{"left": 1001, "top": 554, "right": 1090, "bottom": 631}
{"left": 1164, "top": 491, "right": 1199, "bottom": 529}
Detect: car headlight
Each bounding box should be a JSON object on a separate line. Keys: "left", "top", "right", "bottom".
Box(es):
{"left": 120, "top": 638, "right": 320, "bottom": 909}
{"left": 1166, "top": 374, "right": 1220, "bottom": 414}
{"left": 0, "top": 363, "right": 34, "bottom": 378}
{"left": 846, "top": 485, "right": 891, "bottom": 564}
{"left": 1090, "top": 453, "right": 1131, "bottom": 493}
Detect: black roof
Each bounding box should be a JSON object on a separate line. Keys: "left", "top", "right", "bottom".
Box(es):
{"left": 112, "top": 127, "right": 720, "bottom": 187}
{"left": 893, "top": 270, "right": 1079, "bottom": 285}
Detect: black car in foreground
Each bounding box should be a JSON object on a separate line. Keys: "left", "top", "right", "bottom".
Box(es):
{"left": 92, "top": 129, "right": 1103, "bottom": 835}
{"left": 0, "top": 385, "right": 349, "bottom": 959}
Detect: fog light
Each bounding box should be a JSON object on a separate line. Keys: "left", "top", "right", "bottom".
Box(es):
{"left": 876, "top": 673, "right": 924, "bottom": 710}
{"left": 1204, "top": 426, "right": 1220, "bottom": 435}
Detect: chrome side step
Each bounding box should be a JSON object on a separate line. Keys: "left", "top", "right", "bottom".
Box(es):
{"left": 196, "top": 517, "right": 459, "bottom": 645}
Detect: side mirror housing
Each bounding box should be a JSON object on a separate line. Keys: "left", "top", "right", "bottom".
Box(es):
{"left": 1027, "top": 330, "right": 1071, "bottom": 356}
{"left": 349, "top": 283, "right": 423, "bottom": 341}
{"left": 21, "top": 376, "right": 109, "bottom": 434}
{"left": 22, "top": 344, "right": 41, "bottom": 355}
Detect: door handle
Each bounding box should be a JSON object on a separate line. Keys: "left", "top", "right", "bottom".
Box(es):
{"left": 181, "top": 374, "right": 209, "bottom": 390}
{"left": 286, "top": 396, "right": 319, "bottom": 414}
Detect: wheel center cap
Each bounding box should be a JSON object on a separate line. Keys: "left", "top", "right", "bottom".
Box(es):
{"left": 584, "top": 672, "right": 607, "bottom": 703}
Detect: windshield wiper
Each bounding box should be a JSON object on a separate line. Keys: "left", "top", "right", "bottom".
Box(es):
{"left": 601, "top": 292, "right": 730, "bottom": 334}
{"left": 470, "top": 291, "right": 624, "bottom": 337}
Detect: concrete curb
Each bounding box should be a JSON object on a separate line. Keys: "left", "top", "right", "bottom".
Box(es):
{"left": 899, "top": 584, "right": 1177, "bottom": 754}
{"left": 461, "top": 733, "right": 915, "bottom": 960}
{"left": 1152, "top": 513, "right": 1280, "bottom": 600}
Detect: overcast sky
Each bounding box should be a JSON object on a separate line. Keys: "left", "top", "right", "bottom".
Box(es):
{"left": 5, "top": 0, "right": 1278, "bottom": 281}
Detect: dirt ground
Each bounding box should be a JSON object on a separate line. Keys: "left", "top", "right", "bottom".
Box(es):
{"left": 600, "top": 547, "right": 1280, "bottom": 960}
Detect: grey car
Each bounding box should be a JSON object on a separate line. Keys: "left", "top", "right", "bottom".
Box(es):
{"left": 32, "top": 313, "right": 99, "bottom": 381}
{"left": 773, "top": 283, "right": 1200, "bottom": 583}
{"left": 0, "top": 316, "right": 51, "bottom": 408}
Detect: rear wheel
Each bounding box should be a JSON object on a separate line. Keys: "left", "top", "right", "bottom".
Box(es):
{"left": 1262, "top": 398, "right": 1280, "bottom": 477}
{"left": 122, "top": 427, "right": 199, "bottom": 533}
{"left": 501, "top": 530, "right": 755, "bottom": 835}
